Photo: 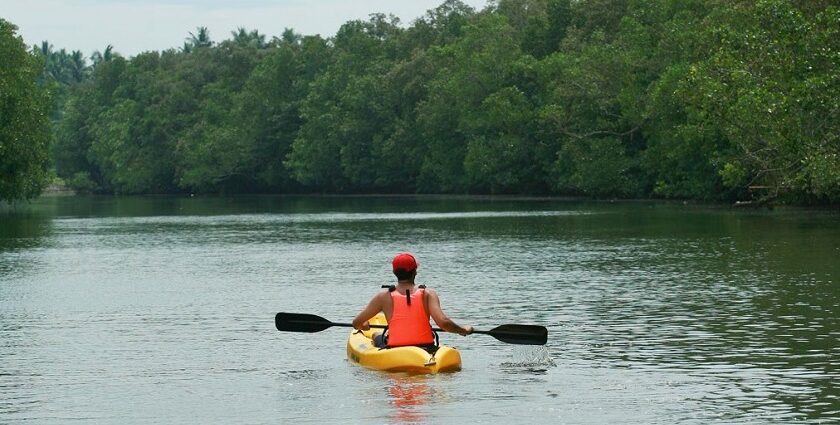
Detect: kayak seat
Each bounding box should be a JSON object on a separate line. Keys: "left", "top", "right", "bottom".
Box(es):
{"left": 373, "top": 333, "right": 439, "bottom": 354}
{"left": 373, "top": 332, "right": 387, "bottom": 348}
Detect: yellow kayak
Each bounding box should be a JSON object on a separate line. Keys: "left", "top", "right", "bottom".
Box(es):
{"left": 346, "top": 313, "right": 462, "bottom": 374}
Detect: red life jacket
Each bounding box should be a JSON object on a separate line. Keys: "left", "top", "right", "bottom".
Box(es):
{"left": 387, "top": 287, "right": 435, "bottom": 347}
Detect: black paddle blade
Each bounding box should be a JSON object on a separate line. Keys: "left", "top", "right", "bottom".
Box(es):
{"left": 275, "top": 312, "right": 335, "bottom": 333}
{"left": 485, "top": 324, "right": 548, "bottom": 345}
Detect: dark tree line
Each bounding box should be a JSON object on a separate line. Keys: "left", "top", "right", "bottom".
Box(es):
{"left": 4, "top": 0, "right": 840, "bottom": 204}
{"left": 1, "top": 19, "right": 51, "bottom": 203}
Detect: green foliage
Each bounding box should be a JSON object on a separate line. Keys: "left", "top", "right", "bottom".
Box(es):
{"left": 464, "top": 86, "right": 540, "bottom": 193}
{"left": 39, "top": 1, "right": 840, "bottom": 204}
{"left": 553, "top": 137, "right": 637, "bottom": 196}
{"left": 287, "top": 15, "right": 403, "bottom": 192}
{"left": 677, "top": 0, "right": 840, "bottom": 203}
{"left": 642, "top": 63, "right": 732, "bottom": 200}
{"left": 32, "top": 42, "right": 89, "bottom": 85}
{"left": 0, "top": 19, "right": 51, "bottom": 202}
{"left": 66, "top": 171, "right": 97, "bottom": 193}
{"left": 416, "top": 13, "right": 527, "bottom": 193}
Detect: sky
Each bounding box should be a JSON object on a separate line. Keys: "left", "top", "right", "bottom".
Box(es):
{"left": 1, "top": 0, "right": 489, "bottom": 58}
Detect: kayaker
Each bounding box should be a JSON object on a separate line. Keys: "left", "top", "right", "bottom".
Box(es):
{"left": 352, "top": 253, "right": 473, "bottom": 348}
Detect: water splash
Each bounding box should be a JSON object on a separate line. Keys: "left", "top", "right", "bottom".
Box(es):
{"left": 500, "top": 346, "right": 557, "bottom": 373}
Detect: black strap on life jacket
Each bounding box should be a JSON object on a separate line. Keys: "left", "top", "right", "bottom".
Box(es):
{"left": 382, "top": 284, "right": 426, "bottom": 291}
{"left": 381, "top": 284, "right": 426, "bottom": 291}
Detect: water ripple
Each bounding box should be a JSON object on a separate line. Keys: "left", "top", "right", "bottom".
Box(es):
{"left": 1, "top": 198, "right": 838, "bottom": 424}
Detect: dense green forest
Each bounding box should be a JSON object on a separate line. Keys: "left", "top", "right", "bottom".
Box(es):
{"left": 1, "top": 19, "right": 51, "bottom": 202}
{"left": 2, "top": 0, "right": 839, "bottom": 204}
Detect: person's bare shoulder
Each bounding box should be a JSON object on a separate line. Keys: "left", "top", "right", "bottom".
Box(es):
{"left": 423, "top": 287, "right": 441, "bottom": 304}
{"left": 360, "top": 291, "right": 382, "bottom": 310}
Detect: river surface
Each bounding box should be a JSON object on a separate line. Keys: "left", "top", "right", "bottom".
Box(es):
{"left": 1, "top": 195, "right": 838, "bottom": 424}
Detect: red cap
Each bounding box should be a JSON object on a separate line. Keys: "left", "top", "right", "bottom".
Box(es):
{"left": 392, "top": 253, "right": 418, "bottom": 272}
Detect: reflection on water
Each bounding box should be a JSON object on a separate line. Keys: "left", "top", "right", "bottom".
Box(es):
{"left": 387, "top": 375, "right": 432, "bottom": 423}
{"left": 0, "top": 214, "right": 52, "bottom": 249}
{"left": 0, "top": 210, "right": 53, "bottom": 281}
{"left": 1, "top": 196, "right": 838, "bottom": 424}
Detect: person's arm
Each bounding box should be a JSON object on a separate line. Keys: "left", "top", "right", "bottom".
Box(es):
{"left": 352, "top": 293, "right": 383, "bottom": 330}
{"left": 425, "top": 288, "right": 473, "bottom": 336}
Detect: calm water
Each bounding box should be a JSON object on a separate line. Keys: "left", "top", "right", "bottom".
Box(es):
{"left": 1, "top": 195, "right": 838, "bottom": 424}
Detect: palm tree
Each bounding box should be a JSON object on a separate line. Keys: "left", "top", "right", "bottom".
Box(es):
{"left": 31, "top": 41, "right": 54, "bottom": 84}
{"left": 91, "top": 44, "right": 114, "bottom": 67}
{"left": 69, "top": 50, "right": 87, "bottom": 82}
{"left": 280, "top": 28, "right": 302, "bottom": 45}
{"left": 34, "top": 40, "right": 53, "bottom": 57}
{"left": 51, "top": 48, "right": 71, "bottom": 83}
{"left": 231, "top": 27, "right": 249, "bottom": 43}
{"left": 231, "top": 27, "right": 266, "bottom": 48}
{"left": 29, "top": 40, "right": 90, "bottom": 84}
{"left": 187, "top": 26, "right": 212, "bottom": 49}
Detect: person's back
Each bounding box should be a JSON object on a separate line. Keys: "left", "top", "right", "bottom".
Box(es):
{"left": 352, "top": 253, "right": 473, "bottom": 347}
{"left": 386, "top": 283, "right": 434, "bottom": 347}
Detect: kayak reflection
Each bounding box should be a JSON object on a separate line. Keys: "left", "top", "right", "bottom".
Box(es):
{"left": 387, "top": 375, "right": 431, "bottom": 423}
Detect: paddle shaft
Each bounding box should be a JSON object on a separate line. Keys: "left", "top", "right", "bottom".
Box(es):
{"left": 299, "top": 319, "right": 450, "bottom": 334}
{"left": 341, "top": 322, "right": 505, "bottom": 337}
{"left": 276, "top": 312, "right": 547, "bottom": 344}
{"left": 341, "top": 321, "right": 544, "bottom": 344}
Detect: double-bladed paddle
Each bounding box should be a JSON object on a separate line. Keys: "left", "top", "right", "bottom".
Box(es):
{"left": 274, "top": 312, "right": 548, "bottom": 345}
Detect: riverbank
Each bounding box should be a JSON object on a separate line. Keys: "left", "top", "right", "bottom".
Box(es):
{"left": 5, "top": 193, "right": 838, "bottom": 218}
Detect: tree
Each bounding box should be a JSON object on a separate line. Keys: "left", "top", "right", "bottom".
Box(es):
{"left": 186, "top": 27, "right": 213, "bottom": 49}
{"left": 286, "top": 15, "right": 403, "bottom": 192}
{"left": 403, "top": 0, "right": 477, "bottom": 50}
{"left": 414, "top": 14, "right": 526, "bottom": 193}
{"left": 464, "top": 86, "right": 542, "bottom": 193}
{"left": 53, "top": 85, "right": 101, "bottom": 192}
{"left": 230, "top": 38, "right": 328, "bottom": 190}
{"left": 231, "top": 27, "right": 266, "bottom": 49}
{"left": 0, "top": 19, "right": 52, "bottom": 202}
{"left": 43, "top": 2, "right": 840, "bottom": 204}
{"left": 679, "top": 1, "right": 840, "bottom": 203}
{"left": 91, "top": 45, "right": 115, "bottom": 67}
{"left": 277, "top": 28, "right": 302, "bottom": 45}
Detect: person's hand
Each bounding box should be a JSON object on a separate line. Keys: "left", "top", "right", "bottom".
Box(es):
{"left": 460, "top": 325, "right": 473, "bottom": 336}
{"left": 358, "top": 321, "right": 370, "bottom": 331}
